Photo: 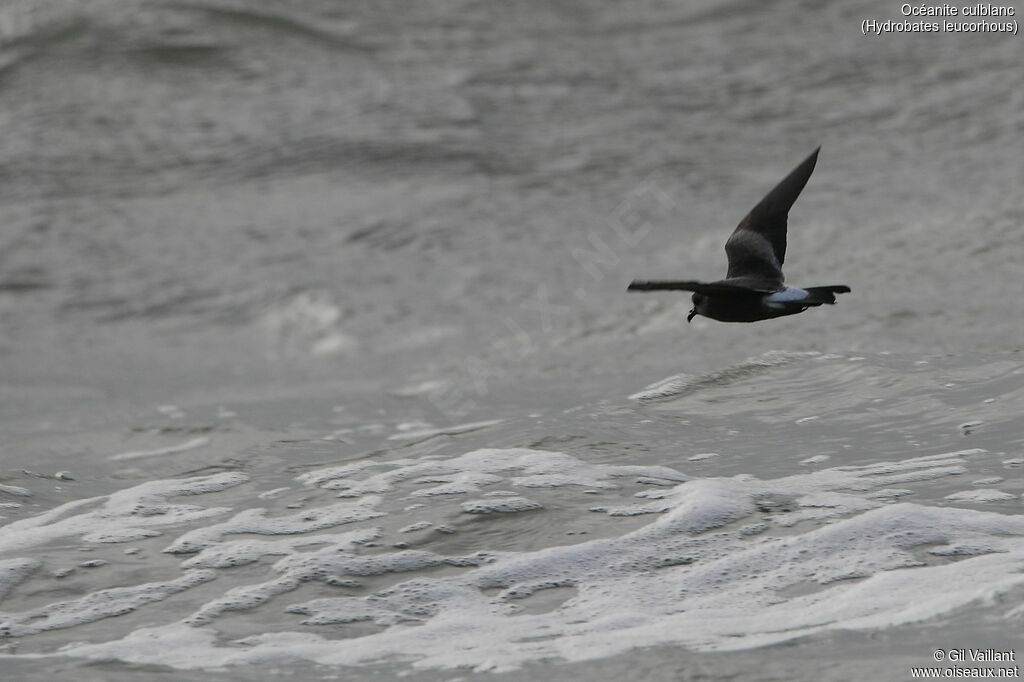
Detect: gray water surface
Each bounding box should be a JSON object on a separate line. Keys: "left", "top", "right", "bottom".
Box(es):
{"left": 1, "top": 1, "right": 1023, "bottom": 680}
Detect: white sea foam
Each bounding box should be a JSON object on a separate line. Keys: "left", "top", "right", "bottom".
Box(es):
{"left": 1, "top": 571, "right": 216, "bottom": 637}
{"left": 386, "top": 419, "right": 503, "bottom": 441}
{"left": 181, "top": 529, "right": 381, "bottom": 569}
{"left": 0, "top": 558, "right": 40, "bottom": 600}
{"left": 109, "top": 436, "right": 211, "bottom": 461}
{"left": 0, "top": 472, "right": 249, "bottom": 554}
{"left": 687, "top": 452, "right": 719, "bottom": 461}
{"left": 628, "top": 351, "right": 821, "bottom": 401}
{"left": 163, "top": 497, "right": 384, "bottom": 554}
{"left": 399, "top": 521, "right": 432, "bottom": 533}
{"left": 0, "top": 444, "right": 1015, "bottom": 673}
{"left": 259, "top": 290, "right": 355, "bottom": 358}
{"left": 0, "top": 483, "right": 32, "bottom": 497}
{"left": 945, "top": 489, "right": 1016, "bottom": 503}
{"left": 461, "top": 497, "right": 544, "bottom": 514}
{"left": 299, "top": 448, "right": 688, "bottom": 499}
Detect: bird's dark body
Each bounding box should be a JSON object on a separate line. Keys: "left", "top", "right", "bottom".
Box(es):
{"left": 627, "top": 147, "right": 850, "bottom": 323}
{"left": 696, "top": 289, "right": 782, "bottom": 323}
{"left": 695, "top": 284, "right": 847, "bottom": 323}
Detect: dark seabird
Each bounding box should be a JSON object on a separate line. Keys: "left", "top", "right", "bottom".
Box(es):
{"left": 627, "top": 147, "right": 850, "bottom": 323}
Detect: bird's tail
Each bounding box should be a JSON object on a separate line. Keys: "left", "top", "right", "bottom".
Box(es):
{"left": 803, "top": 285, "right": 851, "bottom": 305}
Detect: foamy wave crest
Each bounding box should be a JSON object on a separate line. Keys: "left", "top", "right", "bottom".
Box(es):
{"left": 3, "top": 445, "right": 1021, "bottom": 672}
{"left": 628, "top": 351, "right": 822, "bottom": 401}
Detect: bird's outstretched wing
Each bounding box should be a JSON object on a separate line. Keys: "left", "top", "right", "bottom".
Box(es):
{"left": 724, "top": 147, "right": 819, "bottom": 285}
{"left": 627, "top": 280, "right": 774, "bottom": 296}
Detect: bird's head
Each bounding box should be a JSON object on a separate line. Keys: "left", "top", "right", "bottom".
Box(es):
{"left": 687, "top": 293, "right": 704, "bottom": 323}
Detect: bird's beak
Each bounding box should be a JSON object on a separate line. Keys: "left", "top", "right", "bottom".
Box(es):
{"left": 687, "top": 309, "right": 697, "bottom": 323}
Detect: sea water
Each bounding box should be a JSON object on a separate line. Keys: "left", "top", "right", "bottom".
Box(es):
{"left": 1, "top": 1, "right": 1022, "bottom": 680}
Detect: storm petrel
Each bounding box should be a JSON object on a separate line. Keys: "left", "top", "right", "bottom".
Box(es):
{"left": 627, "top": 147, "right": 850, "bottom": 323}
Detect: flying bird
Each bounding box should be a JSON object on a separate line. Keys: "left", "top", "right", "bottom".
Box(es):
{"left": 627, "top": 147, "right": 849, "bottom": 323}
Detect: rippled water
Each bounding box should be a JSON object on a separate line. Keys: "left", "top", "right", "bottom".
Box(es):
{"left": 3, "top": 351, "right": 1022, "bottom": 681}
{"left": 1, "top": 0, "right": 1023, "bottom": 680}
